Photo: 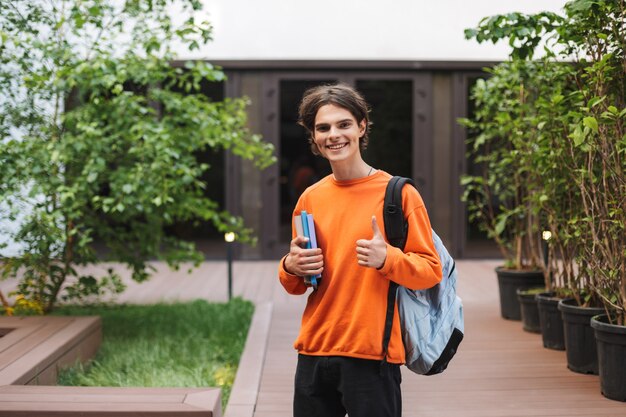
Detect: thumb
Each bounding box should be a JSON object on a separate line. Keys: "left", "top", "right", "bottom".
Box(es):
{"left": 293, "top": 235, "right": 309, "bottom": 247}
{"left": 371, "top": 215, "right": 383, "bottom": 238}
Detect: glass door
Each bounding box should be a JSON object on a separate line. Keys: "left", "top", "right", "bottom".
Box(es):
{"left": 355, "top": 79, "right": 413, "bottom": 179}
{"left": 279, "top": 79, "right": 336, "bottom": 246}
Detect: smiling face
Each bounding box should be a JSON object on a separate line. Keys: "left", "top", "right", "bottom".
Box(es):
{"left": 313, "top": 104, "right": 366, "bottom": 165}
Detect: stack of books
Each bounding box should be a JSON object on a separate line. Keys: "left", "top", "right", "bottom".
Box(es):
{"left": 294, "top": 210, "right": 321, "bottom": 289}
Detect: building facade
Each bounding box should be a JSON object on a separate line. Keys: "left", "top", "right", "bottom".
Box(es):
{"left": 213, "top": 60, "right": 491, "bottom": 259}
{"left": 174, "top": 0, "right": 567, "bottom": 259}
{"left": 1, "top": 0, "right": 568, "bottom": 260}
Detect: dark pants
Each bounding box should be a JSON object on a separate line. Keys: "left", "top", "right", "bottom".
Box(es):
{"left": 294, "top": 354, "right": 402, "bottom": 417}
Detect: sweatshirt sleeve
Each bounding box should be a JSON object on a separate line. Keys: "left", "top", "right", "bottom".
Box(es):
{"left": 377, "top": 186, "right": 442, "bottom": 290}
{"left": 278, "top": 254, "right": 308, "bottom": 295}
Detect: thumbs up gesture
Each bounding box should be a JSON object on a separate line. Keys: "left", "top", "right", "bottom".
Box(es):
{"left": 356, "top": 216, "right": 388, "bottom": 269}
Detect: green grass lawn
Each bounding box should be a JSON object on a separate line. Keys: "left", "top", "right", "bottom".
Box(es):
{"left": 53, "top": 298, "right": 254, "bottom": 409}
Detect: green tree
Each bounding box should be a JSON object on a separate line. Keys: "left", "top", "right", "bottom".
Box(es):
{"left": 0, "top": 0, "right": 275, "bottom": 313}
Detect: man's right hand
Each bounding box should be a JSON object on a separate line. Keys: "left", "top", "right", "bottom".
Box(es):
{"left": 284, "top": 236, "right": 324, "bottom": 277}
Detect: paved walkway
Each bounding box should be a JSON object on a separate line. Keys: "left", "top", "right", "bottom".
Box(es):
{"left": 2, "top": 260, "right": 625, "bottom": 416}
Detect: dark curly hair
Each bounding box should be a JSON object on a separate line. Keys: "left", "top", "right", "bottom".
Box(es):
{"left": 297, "top": 83, "right": 372, "bottom": 156}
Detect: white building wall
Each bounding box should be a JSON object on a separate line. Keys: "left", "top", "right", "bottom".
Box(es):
{"left": 182, "top": 0, "right": 567, "bottom": 61}
{"left": 0, "top": 201, "right": 22, "bottom": 256}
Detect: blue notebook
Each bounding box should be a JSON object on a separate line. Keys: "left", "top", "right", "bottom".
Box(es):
{"left": 298, "top": 210, "right": 321, "bottom": 289}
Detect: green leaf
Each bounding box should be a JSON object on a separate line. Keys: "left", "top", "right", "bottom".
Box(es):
{"left": 583, "top": 116, "right": 598, "bottom": 133}
{"left": 86, "top": 172, "right": 98, "bottom": 183}
{"left": 588, "top": 96, "right": 606, "bottom": 108}
{"left": 551, "top": 94, "right": 564, "bottom": 105}
{"left": 464, "top": 28, "right": 479, "bottom": 40}
{"left": 569, "top": 125, "right": 585, "bottom": 147}
{"left": 495, "top": 214, "right": 509, "bottom": 236}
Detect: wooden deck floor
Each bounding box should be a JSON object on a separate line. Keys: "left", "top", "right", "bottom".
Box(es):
{"left": 2, "top": 259, "right": 625, "bottom": 416}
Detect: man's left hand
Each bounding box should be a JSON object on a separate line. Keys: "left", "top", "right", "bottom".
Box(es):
{"left": 356, "top": 215, "right": 387, "bottom": 269}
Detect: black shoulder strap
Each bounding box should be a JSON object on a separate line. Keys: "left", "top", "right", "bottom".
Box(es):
{"left": 381, "top": 176, "right": 415, "bottom": 367}
{"left": 384, "top": 176, "right": 415, "bottom": 250}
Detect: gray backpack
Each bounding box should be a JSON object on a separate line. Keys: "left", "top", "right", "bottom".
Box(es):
{"left": 381, "top": 176, "right": 464, "bottom": 375}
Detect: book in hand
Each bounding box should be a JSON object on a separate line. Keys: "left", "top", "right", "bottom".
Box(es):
{"left": 294, "top": 210, "right": 321, "bottom": 289}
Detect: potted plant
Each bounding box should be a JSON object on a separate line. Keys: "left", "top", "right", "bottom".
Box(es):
{"left": 460, "top": 59, "right": 547, "bottom": 322}
{"left": 508, "top": 60, "right": 575, "bottom": 341}
{"left": 527, "top": 58, "right": 603, "bottom": 362}
{"left": 562, "top": 0, "right": 626, "bottom": 401}
{"left": 531, "top": 64, "right": 604, "bottom": 360}
{"left": 583, "top": 48, "right": 626, "bottom": 396}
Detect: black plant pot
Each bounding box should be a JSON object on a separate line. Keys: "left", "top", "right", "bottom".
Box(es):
{"left": 536, "top": 292, "right": 565, "bottom": 350}
{"left": 516, "top": 288, "right": 542, "bottom": 333}
{"left": 591, "top": 315, "right": 626, "bottom": 402}
{"left": 496, "top": 268, "right": 544, "bottom": 320}
{"left": 558, "top": 298, "right": 604, "bottom": 374}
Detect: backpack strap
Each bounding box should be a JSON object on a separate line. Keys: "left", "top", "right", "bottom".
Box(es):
{"left": 384, "top": 176, "right": 415, "bottom": 249}
{"left": 381, "top": 176, "right": 415, "bottom": 370}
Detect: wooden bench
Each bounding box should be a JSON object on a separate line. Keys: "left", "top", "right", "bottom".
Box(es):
{"left": 0, "top": 316, "right": 101, "bottom": 385}
{"left": 0, "top": 385, "right": 221, "bottom": 416}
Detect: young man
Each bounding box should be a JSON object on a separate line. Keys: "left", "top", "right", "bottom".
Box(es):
{"left": 278, "top": 83, "right": 442, "bottom": 417}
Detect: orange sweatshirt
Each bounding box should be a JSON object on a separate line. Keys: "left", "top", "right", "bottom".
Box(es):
{"left": 278, "top": 170, "right": 442, "bottom": 364}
